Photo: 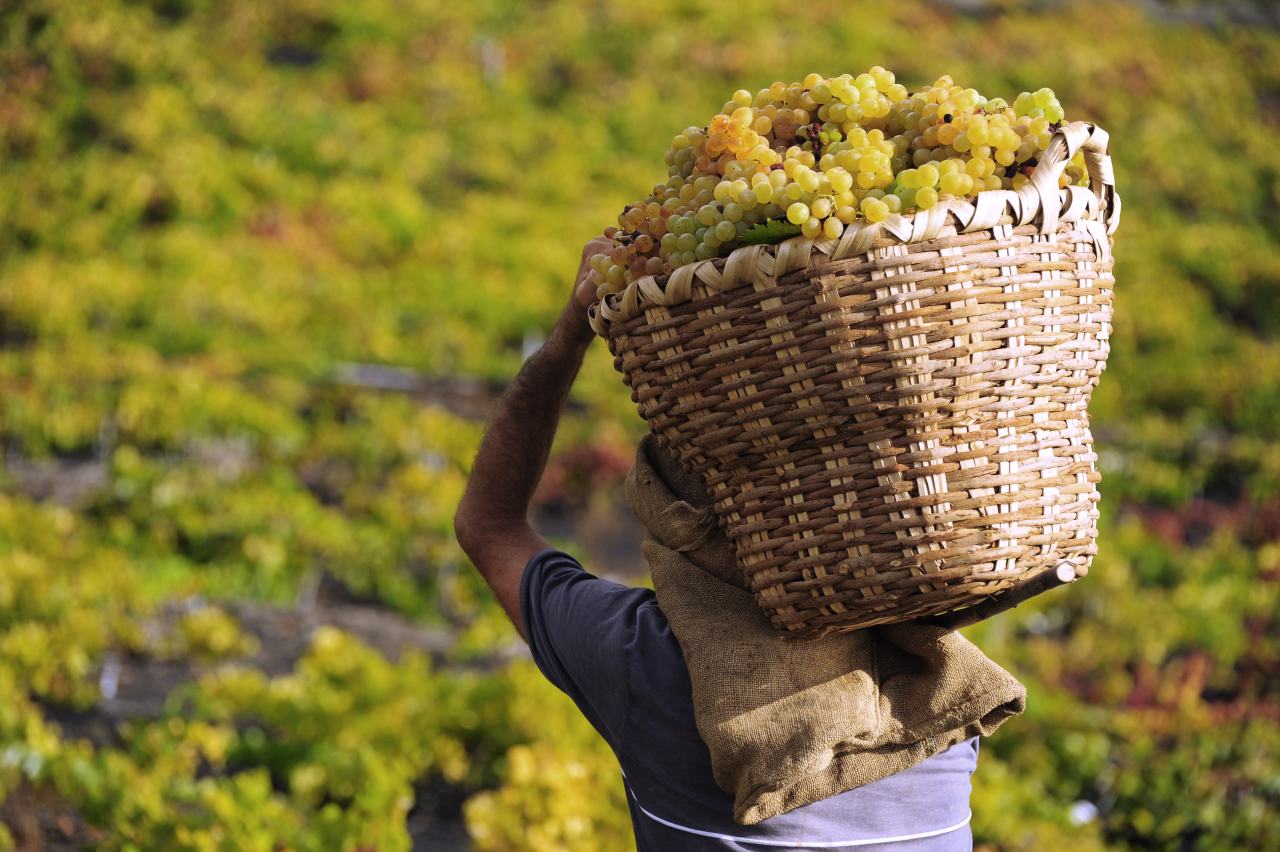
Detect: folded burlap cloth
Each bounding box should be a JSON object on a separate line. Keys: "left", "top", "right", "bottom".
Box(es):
{"left": 623, "top": 434, "right": 1027, "bottom": 825}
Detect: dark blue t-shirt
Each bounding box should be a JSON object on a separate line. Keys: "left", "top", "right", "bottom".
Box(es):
{"left": 519, "top": 548, "right": 979, "bottom": 850}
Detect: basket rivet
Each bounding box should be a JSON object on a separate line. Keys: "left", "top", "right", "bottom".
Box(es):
{"left": 1055, "top": 561, "right": 1078, "bottom": 583}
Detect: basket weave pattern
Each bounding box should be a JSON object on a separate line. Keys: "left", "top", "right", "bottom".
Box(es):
{"left": 591, "top": 122, "right": 1120, "bottom": 637}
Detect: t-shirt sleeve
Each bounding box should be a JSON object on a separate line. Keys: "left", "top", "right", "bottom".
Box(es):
{"left": 518, "top": 547, "right": 656, "bottom": 744}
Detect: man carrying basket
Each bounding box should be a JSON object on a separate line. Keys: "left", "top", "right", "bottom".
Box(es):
{"left": 453, "top": 68, "right": 1120, "bottom": 842}
{"left": 454, "top": 237, "right": 1030, "bottom": 850}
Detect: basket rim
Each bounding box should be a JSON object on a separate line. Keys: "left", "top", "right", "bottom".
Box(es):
{"left": 588, "top": 120, "right": 1120, "bottom": 336}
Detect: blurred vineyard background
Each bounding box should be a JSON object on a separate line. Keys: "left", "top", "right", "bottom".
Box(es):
{"left": 0, "top": 0, "right": 1277, "bottom": 849}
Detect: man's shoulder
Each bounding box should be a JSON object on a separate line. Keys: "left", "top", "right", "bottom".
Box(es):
{"left": 522, "top": 548, "right": 677, "bottom": 652}
{"left": 518, "top": 547, "right": 693, "bottom": 746}
{"left": 521, "top": 548, "right": 660, "bottom": 611}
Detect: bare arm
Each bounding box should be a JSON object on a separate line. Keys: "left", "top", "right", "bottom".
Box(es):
{"left": 453, "top": 237, "right": 612, "bottom": 639}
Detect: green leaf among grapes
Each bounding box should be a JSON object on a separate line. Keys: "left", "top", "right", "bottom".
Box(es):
{"left": 739, "top": 218, "right": 802, "bottom": 246}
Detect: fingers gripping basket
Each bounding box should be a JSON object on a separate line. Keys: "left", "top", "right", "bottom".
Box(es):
{"left": 590, "top": 122, "right": 1121, "bottom": 638}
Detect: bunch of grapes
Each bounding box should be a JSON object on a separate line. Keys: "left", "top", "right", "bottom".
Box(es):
{"left": 591, "top": 70, "right": 1089, "bottom": 298}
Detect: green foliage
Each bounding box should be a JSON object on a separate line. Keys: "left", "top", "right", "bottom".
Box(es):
{"left": 172, "top": 607, "right": 260, "bottom": 662}
{"left": 465, "top": 740, "right": 633, "bottom": 852}
{"left": 0, "top": 0, "right": 1276, "bottom": 849}
{"left": 739, "top": 218, "right": 803, "bottom": 246}
{"left": 0, "top": 497, "right": 147, "bottom": 708}
{"left": 463, "top": 664, "right": 634, "bottom": 851}
{"left": 967, "top": 517, "right": 1280, "bottom": 850}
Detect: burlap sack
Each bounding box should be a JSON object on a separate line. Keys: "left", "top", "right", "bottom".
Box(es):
{"left": 624, "top": 434, "right": 1027, "bottom": 825}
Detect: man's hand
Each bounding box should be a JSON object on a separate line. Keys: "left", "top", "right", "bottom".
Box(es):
{"left": 560, "top": 236, "right": 614, "bottom": 342}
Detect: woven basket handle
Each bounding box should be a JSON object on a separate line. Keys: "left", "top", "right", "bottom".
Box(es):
{"left": 1026, "top": 121, "right": 1120, "bottom": 235}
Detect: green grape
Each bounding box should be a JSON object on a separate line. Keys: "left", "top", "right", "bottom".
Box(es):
{"left": 967, "top": 121, "right": 990, "bottom": 146}
{"left": 939, "top": 172, "right": 967, "bottom": 196}
{"left": 859, "top": 196, "right": 887, "bottom": 222}
{"left": 787, "top": 202, "right": 811, "bottom": 225}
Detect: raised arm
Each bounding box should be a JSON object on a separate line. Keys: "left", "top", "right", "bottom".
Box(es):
{"left": 453, "top": 237, "right": 612, "bottom": 639}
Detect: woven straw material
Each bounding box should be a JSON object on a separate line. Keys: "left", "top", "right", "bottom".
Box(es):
{"left": 589, "top": 122, "right": 1121, "bottom": 637}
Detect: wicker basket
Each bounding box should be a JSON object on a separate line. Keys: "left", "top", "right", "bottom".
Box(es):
{"left": 589, "top": 121, "right": 1121, "bottom": 637}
